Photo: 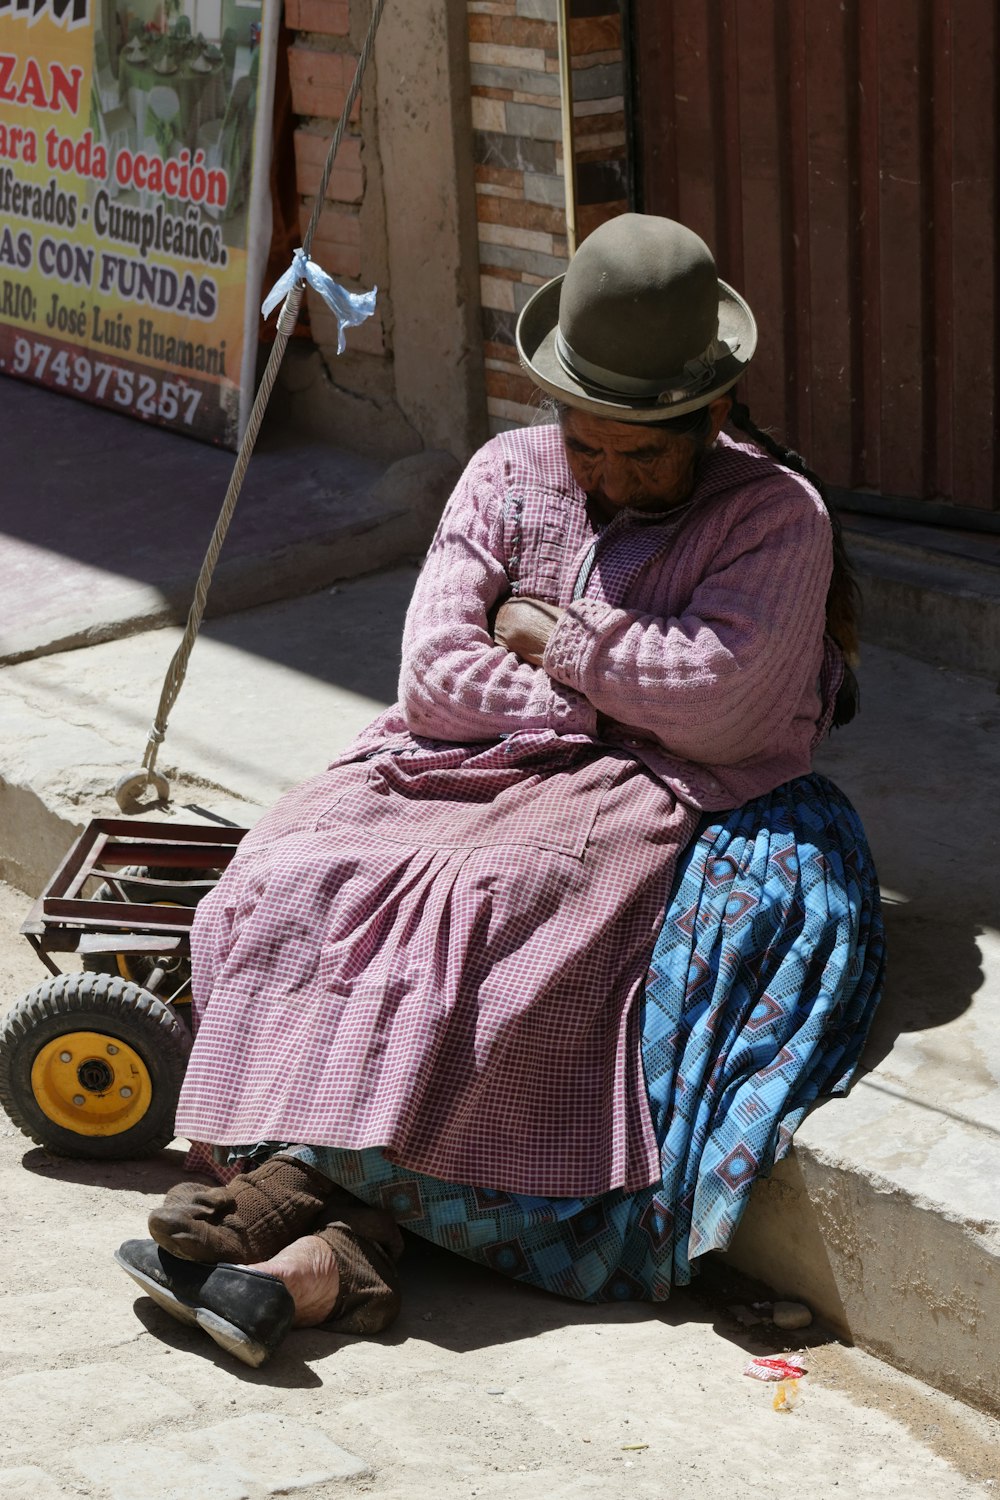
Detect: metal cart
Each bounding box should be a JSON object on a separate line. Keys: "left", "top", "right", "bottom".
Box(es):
{"left": 0, "top": 819, "right": 245, "bottom": 1158}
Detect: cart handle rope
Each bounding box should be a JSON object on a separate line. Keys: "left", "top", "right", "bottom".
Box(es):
{"left": 115, "top": 0, "right": 388, "bottom": 815}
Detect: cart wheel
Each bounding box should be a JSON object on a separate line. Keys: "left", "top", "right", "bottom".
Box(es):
{"left": 84, "top": 865, "right": 205, "bottom": 1010}
{"left": 0, "top": 972, "right": 192, "bottom": 1159}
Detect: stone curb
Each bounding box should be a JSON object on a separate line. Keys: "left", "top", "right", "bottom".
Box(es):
{"left": 845, "top": 523, "right": 1000, "bottom": 681}
{"left": 1, "top": 449, "right": 460, "bottom": 668}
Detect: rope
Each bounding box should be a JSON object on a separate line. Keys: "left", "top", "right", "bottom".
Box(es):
{"left": 122, "top": 0, "right": 388, "bottom": 809}
{"left": 303, "top": 0, "right": 386, "bottom": 252}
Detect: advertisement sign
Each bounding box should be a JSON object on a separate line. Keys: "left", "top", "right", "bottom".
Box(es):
{"left": 0, "top": 0, "right": 277, "bottom": 446}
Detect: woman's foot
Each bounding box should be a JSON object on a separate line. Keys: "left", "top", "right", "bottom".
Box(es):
{"left": 242, "top": 1233, "right": 341, "bottom": 1327}
{"left": 148, "top": 1156, "right": 334, "bottom": 1264}
{"left": 114, "top": 1239, "right": 297, "bottom": 1368}
{"left": 115, "top": 1202, "right": 398, "bottom": 1370}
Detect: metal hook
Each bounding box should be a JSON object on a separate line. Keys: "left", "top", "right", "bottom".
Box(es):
{"left": 114, "top": 767, "right": 171, "bottom": 814}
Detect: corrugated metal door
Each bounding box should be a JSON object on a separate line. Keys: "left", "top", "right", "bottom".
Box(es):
{"left": 632, "top": 0, "right": 998, "bottom": 510}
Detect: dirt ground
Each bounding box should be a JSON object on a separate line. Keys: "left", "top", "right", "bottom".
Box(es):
{"left": 1, "top": 877, "right": 998, "bottom": 1500}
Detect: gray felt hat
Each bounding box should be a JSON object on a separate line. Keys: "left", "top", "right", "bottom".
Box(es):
{"left": 516, "top": 214, "right": 757, "bottom": 422}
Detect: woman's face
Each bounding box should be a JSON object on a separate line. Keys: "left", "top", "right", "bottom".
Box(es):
{"left": 561, "top": 398, "right": 730, "bottom": 521}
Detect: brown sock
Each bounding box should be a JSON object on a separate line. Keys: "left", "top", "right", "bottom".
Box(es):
{"left": 311, "top": 1188, "right": 404, "bottom": 1336}
{"left": 148, "top": 1155, "right": 335, "bottom": 1264}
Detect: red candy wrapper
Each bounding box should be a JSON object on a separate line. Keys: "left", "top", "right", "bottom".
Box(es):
{"left": 743, "top": 1354, "right": 808, "bottom": 1382}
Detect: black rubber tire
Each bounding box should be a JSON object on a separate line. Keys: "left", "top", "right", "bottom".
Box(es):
{"left": 0, "top": 971, "right": 192, "bottom": 1159}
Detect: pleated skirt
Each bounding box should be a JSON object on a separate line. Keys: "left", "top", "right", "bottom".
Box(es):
{"left": 230, "top": 773, "right": 885, "bottom": 1303}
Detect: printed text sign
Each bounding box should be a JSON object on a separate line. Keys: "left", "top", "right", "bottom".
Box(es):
{"left": 0, "top": 0, "right": 276, "bottom": 446}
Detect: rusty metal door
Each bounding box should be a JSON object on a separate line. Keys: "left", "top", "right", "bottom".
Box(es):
{"left": 631, "top": 0, "right": 998, "bottom": 510}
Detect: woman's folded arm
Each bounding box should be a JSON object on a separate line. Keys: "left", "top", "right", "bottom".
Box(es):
{"left": 398, "top": 448, "right": 597, "bottom": 742}
{"left": 542, "top": 494, "right": 831, "bottom": 764}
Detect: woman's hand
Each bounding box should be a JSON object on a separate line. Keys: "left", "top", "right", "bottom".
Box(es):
{"left": 493, "top": 597, "right": 566, "bottom": 667}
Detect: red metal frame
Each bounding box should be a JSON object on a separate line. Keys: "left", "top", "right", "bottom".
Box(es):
{"left": 21, "top": 819, "right": 246, "bottom": 977}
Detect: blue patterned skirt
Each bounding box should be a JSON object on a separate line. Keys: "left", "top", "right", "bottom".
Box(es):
{"left": 257, "top": 773, "right": 885, "bottom": 1304}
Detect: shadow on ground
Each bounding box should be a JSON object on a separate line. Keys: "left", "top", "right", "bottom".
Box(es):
{"left": 2, "top": 378, "right": 380, "bottom": 603}
{"left": 21, "top": 1144, "right": 202, "bottom": 1196}
{"left": 859, "top": 900, "right": 984, "bottom": 1076}
{"left": 117, "top": 1228, "right": 831, "bottom": 1387}
{"left": 21, "top": 1145, "right": 833, "bottom": 1384}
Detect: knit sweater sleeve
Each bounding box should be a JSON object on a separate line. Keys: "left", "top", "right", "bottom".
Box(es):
{"left": 398, "top": 444, "right": 598, "bottom": 742}
{"left": 541, "top": 481, "right": 831, "bottom": 765}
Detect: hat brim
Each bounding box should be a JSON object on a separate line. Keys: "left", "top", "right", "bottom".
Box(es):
{"left": 515, "top": 275, "right": 757, "bottom": 423}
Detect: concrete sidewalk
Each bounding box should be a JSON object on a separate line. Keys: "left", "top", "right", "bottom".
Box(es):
{"left": 1, "top": 378, "right": 458, "bottom": 666}
{"left": 2, "top": 565, "right": 998, "bottom": 1417}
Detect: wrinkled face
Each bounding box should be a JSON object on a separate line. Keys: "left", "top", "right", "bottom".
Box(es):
{"left": 560, "top": 398, "right": 730, "bottom": 521}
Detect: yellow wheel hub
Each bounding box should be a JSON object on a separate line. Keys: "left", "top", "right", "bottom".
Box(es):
{"left": 31, "top": 1031, "right": 153, "bottom": 1136}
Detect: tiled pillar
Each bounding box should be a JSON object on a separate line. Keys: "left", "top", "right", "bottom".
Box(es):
{"left": 570, "top": 2, "right": 628, "bottom": 240}
{"left": 469, "top": 0, "right": 569, "bottom": 431}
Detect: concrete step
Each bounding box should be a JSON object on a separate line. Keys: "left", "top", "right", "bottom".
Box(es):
{"left": 0, "top": 569, "right": 421, "bottom": 894}
{"left": 843, "top": 511, "right": 1000, "bottom": 681}
{"left": 1, "top": 565, "right": 998, "bottom": 1417}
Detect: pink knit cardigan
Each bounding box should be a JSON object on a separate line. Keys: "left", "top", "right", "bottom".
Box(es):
{"left": 337, "top": 424, "right": 839, "bottom": 811}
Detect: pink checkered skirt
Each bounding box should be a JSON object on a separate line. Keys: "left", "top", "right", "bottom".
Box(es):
{"left": 177, "top": 733, "right": 698, "bottom": 1197}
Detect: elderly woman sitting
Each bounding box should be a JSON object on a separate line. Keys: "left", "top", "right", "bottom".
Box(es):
{"left": 116, "top": 216, "right": 884, "bottom": 1365}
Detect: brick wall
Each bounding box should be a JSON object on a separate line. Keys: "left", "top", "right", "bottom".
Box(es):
{"left": 285, "top": 0, "right": 387, "bottom": 366}
{"left": 280, "top": 0, "right": 628, "bottom": 445}
{"left": 468, "top": 0, "right": 629, "bottom": 434}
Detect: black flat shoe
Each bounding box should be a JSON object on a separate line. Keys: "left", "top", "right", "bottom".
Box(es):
{"left": 114, "top": 1238, "right": 295, "bottom": 1367}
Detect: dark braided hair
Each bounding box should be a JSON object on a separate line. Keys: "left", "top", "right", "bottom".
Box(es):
{"left": 727, "top": 400, "right": 860, "bottom": 728}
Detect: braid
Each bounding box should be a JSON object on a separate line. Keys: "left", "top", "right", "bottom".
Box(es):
{"left": 728, "top": 400, "right": 860, "bottom": 728}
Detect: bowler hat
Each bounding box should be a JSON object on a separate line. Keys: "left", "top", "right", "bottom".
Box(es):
{"left": 516, "top": 214, "right": 756, "bottom": 422}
